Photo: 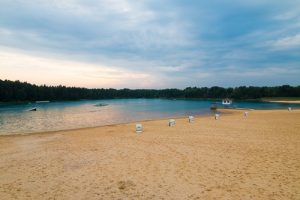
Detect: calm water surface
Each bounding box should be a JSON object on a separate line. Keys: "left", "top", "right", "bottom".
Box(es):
{"left": 0, "top": 99, "right": 299, "bottom": 135}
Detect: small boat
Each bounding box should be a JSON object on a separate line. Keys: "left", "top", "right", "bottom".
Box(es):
{"left": 94, "top": 103, "right": 108, "bottom": 107}
{"left": 28, "top": 107, "right": 37, "bottom": 111}
{"left": 36, "top": 101, "right": 50, "bottom": 103}
{"left": 222, "top": 98, "right": 232, "bottom": 106}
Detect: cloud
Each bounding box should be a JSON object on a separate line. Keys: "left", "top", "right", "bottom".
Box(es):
{"left": 272, "top": 34, "right": 300, "bottom": 49}
{"left": 0, "top": 0, "right": 300, "bottom": 88}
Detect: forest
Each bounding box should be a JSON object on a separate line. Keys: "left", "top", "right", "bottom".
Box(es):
{"left": 1, "top": 79, "right": 300, "bottom": 102}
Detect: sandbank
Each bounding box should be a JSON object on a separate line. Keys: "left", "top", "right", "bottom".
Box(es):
{"left": 265, "top": 100, "right": 300, "bottom": 104}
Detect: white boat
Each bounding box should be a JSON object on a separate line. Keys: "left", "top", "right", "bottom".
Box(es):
{"left": 222, "top": 98, "right": 232, "bottom": 105}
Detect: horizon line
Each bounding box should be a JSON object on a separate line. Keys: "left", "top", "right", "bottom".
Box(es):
{"left": 1, "top": 79, "right": 299, "bottom": 90}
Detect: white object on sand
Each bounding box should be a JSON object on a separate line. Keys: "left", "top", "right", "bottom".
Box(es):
{"left": 188, "top": 116, "right": 194, "bottom": 123}
{"left": 288, "top": 107, "right": 292, "bottom": 111}
{"left": 169, "top": 119, "right": 176, "bottom": 126}
{"left": 244, "top": 112, "right": 249, "bottom": 117}
{"left": 136, "top": 124, "right": 143, "bottom": 133}
{"left": 215, "top": 114, "right": 220, "bottom": 120}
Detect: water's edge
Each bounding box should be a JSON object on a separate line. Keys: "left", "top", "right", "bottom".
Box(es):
{"left": 1, "top": 99, "right": 298, "bottom": 135}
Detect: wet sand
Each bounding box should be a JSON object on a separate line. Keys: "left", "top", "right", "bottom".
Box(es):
{"left": 0, "top": 109, "right": 299, "bottom": 199}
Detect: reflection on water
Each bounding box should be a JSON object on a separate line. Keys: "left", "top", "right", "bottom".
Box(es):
{"left": 0, "top": 99, "right": 298, "bottom": 135}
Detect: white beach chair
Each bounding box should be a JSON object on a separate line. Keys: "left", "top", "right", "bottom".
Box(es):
{"left": 244, "top": 111, "right": 249, "bottom": 117}
{"left": 136, "top": 124, "right": 143, "bottom": 134}
{"left": 215, "top": 114, "right": 220, "bottom": 120}
{"left": 169, "top": 119, "right": 176, "bottom": 126}
{"left": 188, "top": 116, "right": 194, "bottom": 123}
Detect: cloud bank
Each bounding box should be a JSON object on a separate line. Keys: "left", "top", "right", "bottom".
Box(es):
{"left": 0, "top": 0, "right": 300, "bottom": 88}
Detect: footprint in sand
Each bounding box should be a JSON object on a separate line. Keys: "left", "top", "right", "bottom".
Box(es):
{"left": 117, "top": 180, "right": 136, "bottom": 191}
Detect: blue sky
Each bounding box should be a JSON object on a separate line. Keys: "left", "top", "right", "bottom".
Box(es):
{"left": 0, "top": 0, "right": 300, "bottom": 88}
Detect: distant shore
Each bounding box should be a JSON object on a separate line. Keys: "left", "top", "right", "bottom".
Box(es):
{"left": 2, "top": 97, "right": 300, "bottom": 106}
{"left": 0, "top": 109, "right": 299, "bottom": 199}
{"left": 257, "top": 97, "right": 300, "bottom": 104}
{"left": 264, "top": 100, "right": 300, "bottom": 104}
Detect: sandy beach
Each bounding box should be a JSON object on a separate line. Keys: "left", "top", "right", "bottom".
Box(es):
{"left": 0, "top": 109, "right": 299, "bottom": 199}
{"left": 266, "top": 100, "right": 300, "bottom": 104}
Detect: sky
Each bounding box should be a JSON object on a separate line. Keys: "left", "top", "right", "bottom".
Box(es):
{"left": 0, "top": 0, "right": 300, "bottom": 89}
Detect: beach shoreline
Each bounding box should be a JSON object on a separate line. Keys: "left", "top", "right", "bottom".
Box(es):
{"left": 0, "top": 109, "right": 228, "bottom": 137}
{"left": 0, "top": 108, "right": 276, "bottom": 137}
{"left": 264, "top": 100, "right": 300, "bottom": 104}
{"left": 0, "top": 109, "right": 299, "bottom": 199}
{"left": 0, "top": 112, "right": 216, "bottom": 137}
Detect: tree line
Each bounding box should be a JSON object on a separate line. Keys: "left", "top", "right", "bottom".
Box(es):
{"left": 0, "top": 79, "right": 300, "bottom": 102}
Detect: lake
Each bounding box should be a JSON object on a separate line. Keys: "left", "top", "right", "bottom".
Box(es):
{"left": 0, "top": 99, "right": 298, "bottom": 135}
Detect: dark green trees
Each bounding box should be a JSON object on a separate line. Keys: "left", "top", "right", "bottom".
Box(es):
{"left": 0, "top": 79, "right": 299, "bottom": 102}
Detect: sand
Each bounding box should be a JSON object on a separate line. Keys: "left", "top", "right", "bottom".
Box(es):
{"left": 0, "top": 109, "right": 299, "bottom": 200}
{"left": 266, "top": 100, "right": 300, "bottom": 104}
